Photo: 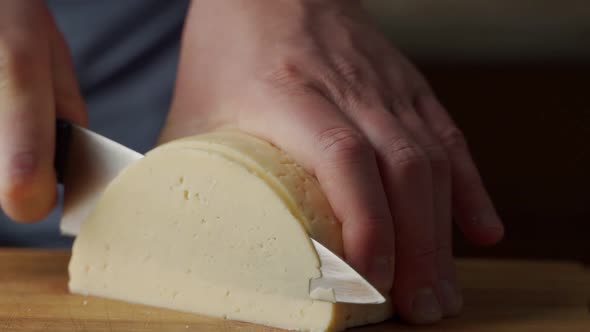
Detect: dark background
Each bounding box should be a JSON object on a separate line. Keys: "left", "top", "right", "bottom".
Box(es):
{"left": 364, "top": 0, "right": 589, "bottom": 263}
{"left": 425, "top": 63, "right": 590, "bottom": 263}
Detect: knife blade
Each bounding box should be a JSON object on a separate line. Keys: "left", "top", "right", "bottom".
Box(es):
{"left": 55, "top": 121, "right": 386, "bottom": 305}
{"left": 56, "top": 120, "right": 143, "bottom": 236}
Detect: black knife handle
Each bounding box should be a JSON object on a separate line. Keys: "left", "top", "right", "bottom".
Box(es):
{"left": 55, "top": 119, "right": 72, "bottom": 184}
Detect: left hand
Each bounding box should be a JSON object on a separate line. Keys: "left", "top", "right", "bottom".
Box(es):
{"left": 161, "top": 0, "right": 504, "bottom": 324}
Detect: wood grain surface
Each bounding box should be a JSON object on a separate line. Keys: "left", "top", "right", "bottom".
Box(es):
{"left": 0, "top": 250, "right": 588, "bottom": 331}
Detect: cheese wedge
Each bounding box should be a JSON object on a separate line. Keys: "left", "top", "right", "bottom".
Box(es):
{"left": 69, "top": 131, "right": 393, "bottom": 331}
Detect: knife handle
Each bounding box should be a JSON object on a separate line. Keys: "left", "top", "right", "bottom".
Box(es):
{"left": 55, "top": 119, "right": 72, "bottom": 184}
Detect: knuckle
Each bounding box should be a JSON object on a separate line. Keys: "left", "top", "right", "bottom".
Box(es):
{"left": 261, "top": 58, "right": 307, "bottom": 88}
{"left": 423, "top": 143, "right": 450, "bottom": 171}
{"left": 438, "top": 127, "right": 468, "bottom": 152}
{"left": 383, "top": 137, "right": 429, "bottom": 169}
{"left": 316, "top": 127, "right": 370, "bottom": 164}
{"left": 0, "top": 40, "right": 37, "bottom": 94}
{"left": 328, "top": 56, "right": 369, "bottom": 107}
{"left": 2, "top": 151, "right": 38, "bottom": 192}
{"left": 332, "top": 55, "right": 363, "bottom": 88}
{"left": 259, "top": 58, "right": 323, "bottom": 97}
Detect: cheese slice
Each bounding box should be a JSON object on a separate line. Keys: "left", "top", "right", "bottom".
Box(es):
{"left": 69, "top": 131, "right": 393, "bottom": 331}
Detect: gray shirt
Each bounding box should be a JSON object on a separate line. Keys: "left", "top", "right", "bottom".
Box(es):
{"left": 0, "top": 0, "right": 190, "bottom": 247}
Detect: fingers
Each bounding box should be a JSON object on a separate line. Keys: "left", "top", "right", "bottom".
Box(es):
{"left": 0, "top": 5, "right": 57, "bottom": 222}
{"left": 415, "top": 94, "right": 504, "bottom": 245}
{"left": 312, "top": 126, "right": 394, "bottom": 293}
{"left": 239, "top": 89, "right": 395, "bottom": 293}
{"left": 394, "top": 102, "right": 462, "bottom": 317}
{"left": 349, "top": 104, "right": 441, "bottom": 324}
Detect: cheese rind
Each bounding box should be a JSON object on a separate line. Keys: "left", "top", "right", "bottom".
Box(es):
{"left": 69, "top": 131, "right": 392, "bottom": 331}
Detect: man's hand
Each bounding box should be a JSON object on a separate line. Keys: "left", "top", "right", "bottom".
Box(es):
{"left": 0, "top": 0, "right": 87, "bottom": 222}
{"left": 162, "top": 0, "right": 504, "bottom": 324}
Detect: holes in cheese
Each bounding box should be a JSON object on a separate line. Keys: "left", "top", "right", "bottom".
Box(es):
{"left": 69, "top": 131, "right": 392, "bottom": 331}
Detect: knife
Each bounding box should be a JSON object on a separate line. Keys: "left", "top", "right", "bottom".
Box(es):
{"left": 55, "top": 120, "right": 386, "bottom": 305}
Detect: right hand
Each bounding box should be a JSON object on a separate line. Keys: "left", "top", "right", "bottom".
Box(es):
{"left": 0, "top": 0, "right": 87, "bottom": 222}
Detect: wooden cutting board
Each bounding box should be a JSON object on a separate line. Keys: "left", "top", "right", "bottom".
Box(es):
{"left": 0, "top": 249, "right": 588, "bottom": 331}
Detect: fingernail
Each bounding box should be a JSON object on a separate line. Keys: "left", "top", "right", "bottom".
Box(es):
{"left": 411, "top": 288, "right": 442, "bottom": 324}
{"left": 369, "top": 256, "right": 393, "bottom": 292}
{"left": 437, "top": 279, "right": 463, "bottom": 316}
